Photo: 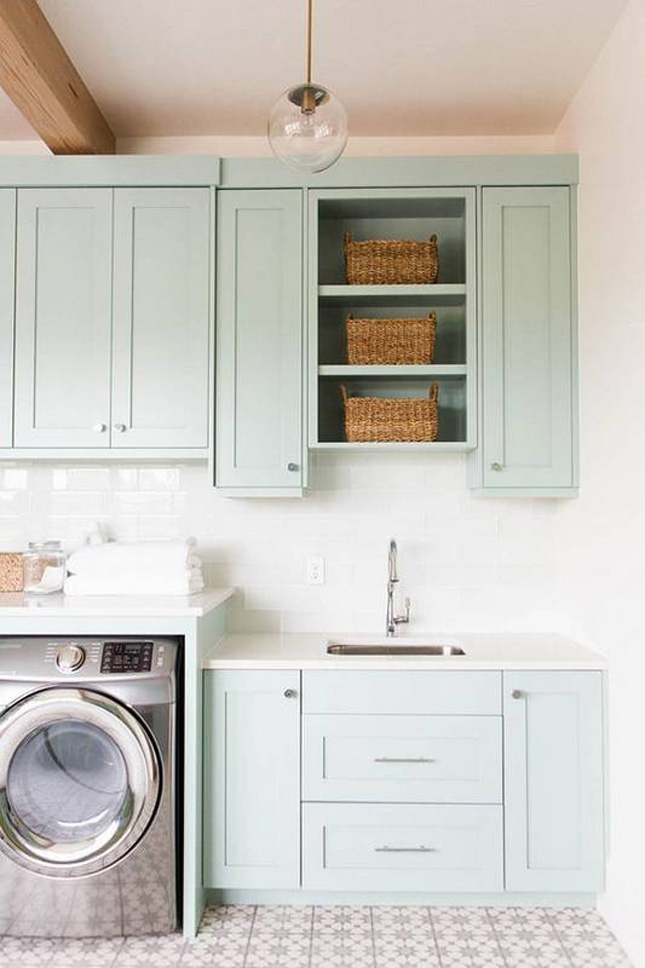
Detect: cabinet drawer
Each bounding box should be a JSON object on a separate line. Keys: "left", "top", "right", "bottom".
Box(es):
{"left": 303, "top": 671, "right": 501, "bottom": 715}
{"left": 302, "top": 803, "right": 503, "bottom": 892}
{"left": 302, "top": 715, "right": 502, "bottom": 803}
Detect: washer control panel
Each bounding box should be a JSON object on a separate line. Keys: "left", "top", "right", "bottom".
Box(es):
{"left": 100, "top": 641, "right": 154, "bottom": 674}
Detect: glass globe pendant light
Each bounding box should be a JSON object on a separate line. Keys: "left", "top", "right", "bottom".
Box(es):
{"left": 267, "top": 0, "right": 348, "bottom": 174}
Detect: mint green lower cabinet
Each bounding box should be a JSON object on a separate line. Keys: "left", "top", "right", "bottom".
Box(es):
{"left": 216, "top": 189, "right": 304, "bottom": 492}
{"left": 0, "top": 190, "right": 15, "bottom": 448}
{"left": 302, "top": 803, "right": 504, "bottom": 892}
{"left": 503, "top": 672, "right": 605, "bottom": 892}
{"left": 302, "top": 714, "right": 502, "bottom": 804}
{"left": 475, "top": 186, "right": 576, "bottom": 494}
{"left": 203, "top": 670, "right": 301, "bottom": 889}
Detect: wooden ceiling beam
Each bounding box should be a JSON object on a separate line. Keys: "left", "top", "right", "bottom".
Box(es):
{"left": 0, "top": 0, "right": 115, "bottom": 154}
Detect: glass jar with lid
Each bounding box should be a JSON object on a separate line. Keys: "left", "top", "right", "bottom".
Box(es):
{"left": 23, "top": 541, "right": 66, "bottom": 594}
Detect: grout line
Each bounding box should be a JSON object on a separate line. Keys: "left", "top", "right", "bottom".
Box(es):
{"left": 428, "top": 907, "right": 444, "bottom": 968}
{"left": 241, "top": 906, "right": 258, "bottom": 968}
{"left": 307, "top": 906, "right": 315, "bottom": 968}
{"left": 485, "top": 907, "right": 511, "bottom": 968}
{"left": 369, "top": 907, "right": 377, "bottom": 968}
{"left": 544, "top": 909, "right": 578, "bottom": 968}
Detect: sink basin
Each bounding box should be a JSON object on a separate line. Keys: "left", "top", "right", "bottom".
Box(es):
{"left": 326, "top": 643, "right": 466, "bottom": 656}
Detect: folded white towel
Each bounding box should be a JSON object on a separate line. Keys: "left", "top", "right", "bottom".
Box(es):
{"left": 64, "top": 572, "right": 205, "bottom": 597}
{"left": 67, "top": 538, "right": 197, "bottom": 577}
{"left": 69, "top": 557, "right": 203, "bottom": 582}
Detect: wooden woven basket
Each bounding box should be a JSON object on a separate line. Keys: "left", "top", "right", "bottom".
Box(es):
{"left": 344, "top": 232, "right": 439, "bottom": 285}
{"left": 347, "top": 312, "right": 437, "bottom": 366}
{"left": 341, "top": 384, "right": 439, "bottom": 443}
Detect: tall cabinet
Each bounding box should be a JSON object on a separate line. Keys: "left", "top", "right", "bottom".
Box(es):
{"left": 0, "top": 190, "right": 15, "bottom": 449}
{"left": 474, "top": 186, "right": 576, "bottom": 494}
{"left": 216, "top": 190, "right": 304, "bottom": 493}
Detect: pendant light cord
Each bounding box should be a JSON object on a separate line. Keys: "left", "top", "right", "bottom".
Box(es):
{"left": 306, "top": 0, "right": 313, "bottom": 85}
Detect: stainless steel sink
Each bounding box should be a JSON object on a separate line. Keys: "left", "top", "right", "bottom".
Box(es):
{"left": 326, "top": 643, "right": 466, "bottom": 656}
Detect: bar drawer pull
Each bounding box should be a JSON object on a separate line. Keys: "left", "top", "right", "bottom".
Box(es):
{"left": 374, "top": 845, "right": 436, "bottom": 853}
{"left": 374, "top": 756, "right": 435, "bottom": 764}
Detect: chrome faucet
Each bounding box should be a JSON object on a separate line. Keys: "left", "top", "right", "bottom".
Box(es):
{"left": 386, "top": 539, "right": 411, "bottom": 637}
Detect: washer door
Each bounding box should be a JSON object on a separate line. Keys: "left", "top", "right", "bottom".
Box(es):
{"left": 0, "top": 688, "right": 161, "bottom": 877}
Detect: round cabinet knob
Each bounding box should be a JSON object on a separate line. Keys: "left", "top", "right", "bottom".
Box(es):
{"left": 92, "top": 423, "right": 107, "bottom": 433}
{"left": 511, "top": 689, "right": 524, "bottom": 700}
{"left": 56, "top": 644, "right": 86, "bottom": 674}
{"left": 283, "top": 688, "right": 298, "bottom": 699}
{"left": 287, "top": 462, "right": 299, "bottom": 472}
{"left": 491, "top": 462, "right": 504, "bottom": 472}
{"left": 113, "top": 424, "right": 127, "bottom": 433}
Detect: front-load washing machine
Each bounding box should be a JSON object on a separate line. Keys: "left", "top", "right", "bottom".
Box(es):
{"left": 0, "top": 636, "right": 179, "bottom": 937}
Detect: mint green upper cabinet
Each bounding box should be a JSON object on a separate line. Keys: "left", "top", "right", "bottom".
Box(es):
{"left": 112, "top": 188, "right": 211, "bottom": 448}
{"left": 0, "top": 190, "right": 15, "bottom": 448}
{"left": 14, "top": 189, "right": 113, "bottom": 448}
{"left": 478, "top": 187, "right": 575, "bottom": 492}
{"left": 203, "top": 670, "right": 301, "bottom": 889}
{"left": 216, "top": 189, "right": 304, "bottom": 491}
{"left": 504, "top": 672, "right": 605, "bottom": 892}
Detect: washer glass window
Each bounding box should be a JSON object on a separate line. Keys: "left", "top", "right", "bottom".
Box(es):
{"left": 7, "top": 720, "right": 129, "bottom": 844}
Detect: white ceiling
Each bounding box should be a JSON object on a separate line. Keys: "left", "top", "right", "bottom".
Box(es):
{"left": 0, "top": 0, "right": 629, "bottom": 140}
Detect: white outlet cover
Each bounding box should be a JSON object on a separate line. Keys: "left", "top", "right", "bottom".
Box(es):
{"left": 306, "top": 556, "right": 325, "bottom": 585}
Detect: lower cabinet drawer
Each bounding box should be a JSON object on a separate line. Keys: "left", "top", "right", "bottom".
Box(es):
{"left": 302, "top": 715, "right": 502, "bottom": 803}
{"left": 302, "top": 803, "right": 504, "bottom": 892}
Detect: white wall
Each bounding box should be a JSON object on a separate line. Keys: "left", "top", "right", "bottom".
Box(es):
{"left": 553, "top": 0, "right": 645, "bottom": 963}
{"left": 0, "top": 457, "right": 561, "bottom": 635}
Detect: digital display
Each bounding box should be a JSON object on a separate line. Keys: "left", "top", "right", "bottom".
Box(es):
{"left": 100, "top": 641, "right": 154, "bottom": 674}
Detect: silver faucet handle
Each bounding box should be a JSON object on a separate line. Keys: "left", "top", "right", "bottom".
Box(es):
{"left": 394, "top": 597, "right": 411, "bottom": 625}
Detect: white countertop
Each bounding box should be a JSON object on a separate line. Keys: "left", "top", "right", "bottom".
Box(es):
{"left": 0, "top": 587, "right": 235, "bottom": 619}
{"left": 204, "top": 631, "right": 607, "bottom": 671}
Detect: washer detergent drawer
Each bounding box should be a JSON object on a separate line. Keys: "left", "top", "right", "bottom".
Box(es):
{"left": 302, "top": 714, "right": 502, "bottom": 803}
{"left": 302, "top": 802, "right": 504, "bottom": 892}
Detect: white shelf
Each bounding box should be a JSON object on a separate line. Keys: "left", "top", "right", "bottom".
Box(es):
{"left": 311, "top": 441, "right": 473, "bottom": 452}
{"left": 318, "top": 284, "right": 466, "bottom": 306}
{"left": 318, "top": 364, "right": 467, "bottom": 378}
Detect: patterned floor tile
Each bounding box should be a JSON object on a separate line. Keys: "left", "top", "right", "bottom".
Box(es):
{"left": 114, "top": 935, "right": 187, "bottom": 967}
{"left": 431, "top": 908, "right": 505, "bottom": 968}
{"left": 50, "top": 938, "right": 124, "bottom": 966}
{"left": 0, "top": 938, "right": 58, "bottom": 966}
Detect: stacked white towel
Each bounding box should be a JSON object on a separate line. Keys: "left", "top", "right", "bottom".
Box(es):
{"left": 64, "top": 538, "right": 205, "bottom": 596}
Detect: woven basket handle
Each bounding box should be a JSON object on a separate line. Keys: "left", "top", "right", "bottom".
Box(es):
{"left": 340, "top": 385, "right": 349, "bottom": 406}
{"left": 429, "top": 234, "right": 438, "bottom": 243}
{"left": 429, "top": 383, "right": 439, "bottom": 403}
{"left": 344, "top": 232, "right": 353, "bottom": 247}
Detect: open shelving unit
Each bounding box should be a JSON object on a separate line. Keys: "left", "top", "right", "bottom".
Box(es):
{"left": 308, "top": 188, "right": 477, "bottom": 450}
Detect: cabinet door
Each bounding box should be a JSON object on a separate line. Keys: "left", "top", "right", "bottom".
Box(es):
{"left": 216, "top": 190, "right": 303, "bottom": 489}
{"left": 112, "top": 188, "right": 211, "bottom": 448}
{"left": 504, "top": 672, "right": 605, "bottom": 892}
{"left": 14, "top": 189, "right": 112, "bottom": 448}
{"left": 481, "top": 187, "right": 574, "bottom": 488}
{"left": 203, "top": 670, "right": 300, "bottom": 889}
{"left": 0, "top": 190, "right": 15, "bottom": 448}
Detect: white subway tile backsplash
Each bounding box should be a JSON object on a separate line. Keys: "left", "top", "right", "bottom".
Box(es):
{"left": 0, "top": 459, "right": 559, "bottom": 634}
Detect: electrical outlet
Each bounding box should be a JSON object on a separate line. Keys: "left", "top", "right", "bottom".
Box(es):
{"left": 306, "top": 556, "right": 325, "bottom": 585}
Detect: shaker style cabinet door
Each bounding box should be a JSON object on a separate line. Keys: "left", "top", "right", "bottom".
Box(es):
{"left": 14, "top": 189, "right": 112, "bottom": 448}
{"left": 216, "top": 190, "right": 304, "bottom": 490}
{"left": 504, "top": 672, "right": 605, "bottom": 892}
{"left": 0, "top": 190, "right": 15, "bottom": 448}
{"left": 203, "top": 671, "right": 301, "bottom": 889}
{"left": 481, "top": 187, "right": 575, "bottom": 489}
{"left": 112, "top": 188, "right": 211, "bottom": 448}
